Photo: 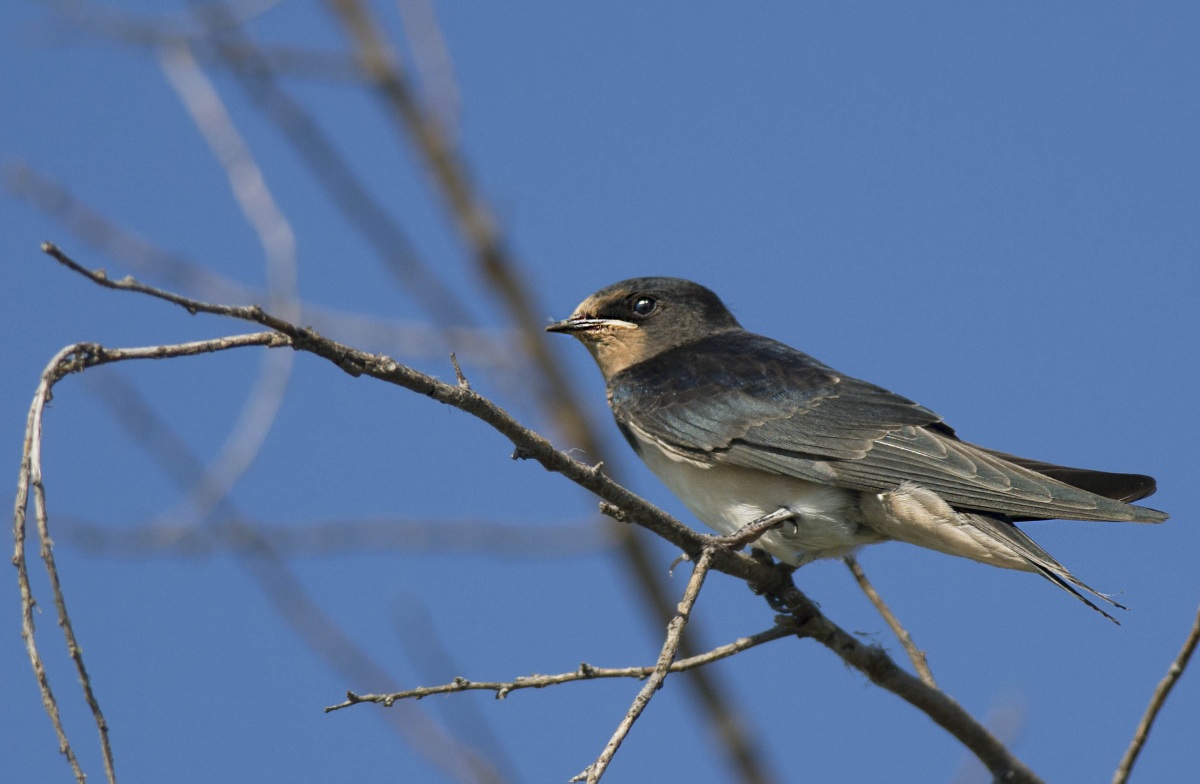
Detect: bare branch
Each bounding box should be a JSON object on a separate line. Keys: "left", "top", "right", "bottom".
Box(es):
{"left": 391, "top": 599, "right": 521, "bottom": 781}
{"left": 578, "top": 546, "right": 715, "bottom": 782}
{"left": 13, "top": 333, "right": 284, "bottom": 784}
{"left": 845, "top": 555, "right": 937, "bottom": 688}
{"left": 1112, "top": 600, "right": 1200, "bottom": 784}
{"left": 38, "top": 244, "right": 1046, "bottom": 783}
{"left": 326, "top": 622, "right": 796, "bottom": 711}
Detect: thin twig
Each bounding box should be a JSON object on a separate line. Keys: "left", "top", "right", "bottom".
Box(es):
{"left": 449, "top": 352, "right": 470, "bottom": 388}
{"left": 326, "top": 622, "right": 795, "bottom": 710}
{"left": 1112, "top": 600, "right": 1200, "bottom": 784}
{"left": 844, "top": 555, "right": 937, "bottom": 688}
{"left": 15, "top": 347, "right": 95, "bottom": 784}
{"left": 39, "top": 244, "right": 1047, "bottom": 783}
{"left": 575, "top": 547, "right": 719, "bottom": 783}
{"left": 14, "top": 334, "right": 284, "bottom": 784}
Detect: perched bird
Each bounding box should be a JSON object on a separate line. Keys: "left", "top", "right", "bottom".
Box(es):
{"left": 546, "top": 277, "right": 1167, "bottom": 621}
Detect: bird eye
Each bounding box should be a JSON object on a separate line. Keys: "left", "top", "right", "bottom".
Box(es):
{"left": 632, "top": 297, "right": 657, "bottom": 317}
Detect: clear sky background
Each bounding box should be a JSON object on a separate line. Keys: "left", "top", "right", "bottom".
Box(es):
{"left": 3, "top": 3, "right": 1198, "bottom": 783}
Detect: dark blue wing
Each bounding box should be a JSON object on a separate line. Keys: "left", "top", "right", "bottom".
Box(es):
{"left": 608, "top": 332, "right": 1166, "bottom": 524}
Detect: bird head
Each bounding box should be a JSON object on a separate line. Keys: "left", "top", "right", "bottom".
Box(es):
{"left": 546, "top": 277, "right": 741, "bottom": 378}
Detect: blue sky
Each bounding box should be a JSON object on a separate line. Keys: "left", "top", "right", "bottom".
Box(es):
{"left": 3, "top": 3, "right": 1198, "bottom": 782}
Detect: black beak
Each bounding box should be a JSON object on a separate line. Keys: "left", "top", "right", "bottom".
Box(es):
{"left": 545, "top": 317, "right": 637, "bottom": 334}
{"left": 545, "top": 318, "right": 583, "bottom": 334}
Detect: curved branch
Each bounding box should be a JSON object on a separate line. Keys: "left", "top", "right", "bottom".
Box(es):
{"left": 13, "top": 333, "right": 285, "bottom": 784}
{"left": 1112, "top": 600, "right": 1200, "bottom": 784}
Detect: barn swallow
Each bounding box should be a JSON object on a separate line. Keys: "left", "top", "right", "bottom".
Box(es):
{"left": 547, "top": 277, "right": 1167, "bottom": 621}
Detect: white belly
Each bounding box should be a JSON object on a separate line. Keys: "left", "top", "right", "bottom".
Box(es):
{"left": 632, "top": 434, "right": 886, "bottom": 565}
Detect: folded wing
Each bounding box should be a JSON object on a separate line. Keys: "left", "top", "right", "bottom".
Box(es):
{"left": 609, "top": 332, "right": 1167, "bottom": 524}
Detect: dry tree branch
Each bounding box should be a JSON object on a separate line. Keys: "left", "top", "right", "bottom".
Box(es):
{"left": 574, "top": 547, "right": 718, "bottom": 784}
{"left": 13, "top": 332, "right": 285, "bottom": 784}
{"left": 326, "top": 623, "right": 795, "bottom": 710}
{"left": 1112, "top": 600, "right": 1200, "bottom": 784}
{"left": 34, "top": 242, "right": 1046, "bottom": 783}
{"left": 844, "top": 554, "right": 937, "bottom": 688}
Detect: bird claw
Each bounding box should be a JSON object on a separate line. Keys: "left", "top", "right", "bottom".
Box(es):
{"left": 668, "top": 552, "right": 692, "bottom": 576}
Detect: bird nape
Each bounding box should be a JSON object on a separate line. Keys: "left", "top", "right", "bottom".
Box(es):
{"left": 547, "top": 276, "right": 1167, "bottom": 623}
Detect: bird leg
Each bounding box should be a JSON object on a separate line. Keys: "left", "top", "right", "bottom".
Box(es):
{"left": 713, "top": 507, "right": 797, "bottom": 549}
{"left": 669, "top": 508, "right": 796, "bottom": 577}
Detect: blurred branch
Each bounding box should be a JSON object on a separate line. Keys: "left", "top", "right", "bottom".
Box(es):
{"left": 54, "top": 513, "right": 611, "bottom": 558}
{"left": 1112, "top": 600, "right": 1200, "bottom": 784}
{"left": 44, "top": 20, "right": 360, "bottom": 80}
{"left": 158, "top": 41, "right": 299, "bottom": 524}
{"left": 6, "top": 162, "right": 249, "bottom": 301}
{"left": 394, "top": 0, "right": 460, "bottom": 134}
{"left": 187, "top": 0, "right": 474, "bottom": 329}
{"left": 41, "top": 5, "right": 362, "bottom": 81}
{"left": 391, "top": 599, "right": 519, "bottom": 781}
{"left": 38, "top": 243, "right": 1048, "bottom": 784}
{"left": 844, "top": 554, "right": 936, "bottom": 688}
{"left": 324, "top": 0, "right": 580, "bottom": 442}
{"left": 5, "top": 162, "right": 515, "bottom": 368}
{"left": 951, "top": 697, "right": 1027, "bottom": 784}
